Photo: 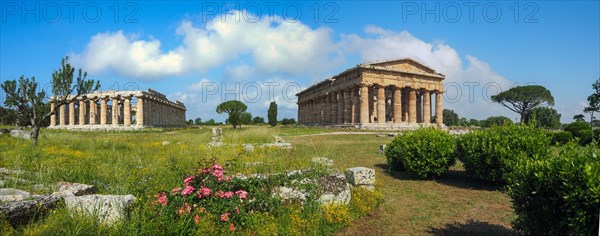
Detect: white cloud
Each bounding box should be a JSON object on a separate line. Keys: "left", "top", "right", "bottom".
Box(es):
{"left": 74, "top": 11, "right": 341, "bottom": 81}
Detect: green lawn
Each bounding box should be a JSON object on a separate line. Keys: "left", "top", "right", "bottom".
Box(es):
{"left": 0, "top": 126, "right": 515, "bottom": 235}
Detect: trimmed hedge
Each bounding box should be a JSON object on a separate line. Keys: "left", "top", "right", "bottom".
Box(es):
{"left": 507, "top": 143, "right": 600, "bottom": 235}
{"left": 385, "top": 127, "right": 456, "bottom": 179}
{"left": 456, "top": 125, "right": 550, "bottom": 183}
{"left": 547, "top": 131, "right": 573, "bottom": 146}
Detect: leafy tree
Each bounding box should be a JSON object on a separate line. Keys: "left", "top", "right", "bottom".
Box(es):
{"left": 491, "top": 85, "right": 554, "bottom": 123}
{"left": 204, "top": 119, "right": 217, "bottom": 126}
{"left": 442, "top": 109, "right": 459, "bottom": 126}
{"left": 525, "top": 107, "right": 561, "bottom": 129}
{"left": 584, "top": 77, "right": 600, "bottom": 142}
{"left": 1, "top": 57, "right": 99, "bottom": 144}
{"left": 216, "top": 100, "right": 247, "bottom": 129}
{"left": 481, "top": 116, "right": 513, "bottom": 127}
{"left": 573, "top": 114, "right": 585, "bottom": 122}
{"left": 468, "top": 119, "right": 480, "bottom": 127}
{"left": 268, "top": 101, "right": 277, "bottom": 127}
{"left": 239, "top": 112, "right": 253, "bottom": 128}
{"left": 280, "top": 118, "right": 297, "bottom": 125}
{"left": 252, "top": 116, "right": 265, "bottom": 124}
{"left": 187, "top": 119, "right": 194, "bottom": 125}
{"left": 194, "top": 117, "right": 202, "bottom": 125}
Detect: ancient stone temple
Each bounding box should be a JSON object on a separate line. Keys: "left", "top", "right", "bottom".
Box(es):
{"left": 296, "top": 58, "right": 445, "bottom": 130}
{"left": 48, "top": 89, "right": 186, "bottom": 130}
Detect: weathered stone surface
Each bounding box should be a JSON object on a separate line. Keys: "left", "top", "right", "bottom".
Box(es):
{"left": 53, "top": 182, "right": 96, "bottom": 197}
{"left": 161, "top": 141, "right": 170, "bottom": 145}
{"left": 64, "top": 194, "right": 136, "bottom": 225}
{"left": 379, "top": 145, "right": 386, "bottom": 154}
{"left": 317, "top": 174, "right": 351, "bottom": 205}
{"left": 345, "top": 167, "right": 375, "bottom": 186}
{"left": 272, "top": 186, "right": 307, "bottom": 202}
{"left": 0, "top": 188, "right": 31, "bottom": 203}
{"left": 9, "top": 130, "right": 31, "bottom": 140}
{"left": 208, "top": 141, "right": 223, "bottom": 147}
{"left": 274, "top": 135, "right": 285, "bottom": 143}
{"left": 388, "top": 133, "right": 398, "bottom": 137}
{"left": 242, "top": 144, "right": 254, "bottom": 153}
{"left": 0, "top": 194, "right": 61, "bottom": 227}
{"left": 261, "top": 142, "right": 292, "bottom": 149}
{"left": 312, "top": 157, "right": 334, "bottom": 168}
{"left": 211, "top": 127, "right": 218, "bottom": 136}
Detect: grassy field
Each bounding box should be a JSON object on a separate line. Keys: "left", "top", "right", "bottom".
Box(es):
{"left": 0, "top": 126, "right": 515, "bottom": 235}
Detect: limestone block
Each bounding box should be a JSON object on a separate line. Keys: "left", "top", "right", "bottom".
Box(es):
{"left": 272, "top": 186, "right": 307, "bottom": 202}
{"left": 317, "top": 174, "right": 351, "bottom": 205}
{"left": 64, "top": 194, "right": 136, "bottom": 225}
{"left": 345, "top": 167, "right": 375, "bottom": 186}
{"left": 379, "top": 145, "right": 386, "bottom": 154}
{"left": 0, "top": 188, "right": 30, "bottom": 203}
{"left": 53, "top": 182, "right": 96, "bottom": 197}
{"left": 162, "top": 141, "right": 170, "bottom": 145}
{"left": 9, "top": 130, "right": 31, "bottom": 140}
{"left": 242, "top": 144, "right": 254, "bottom": 153}
{"left": 211, "top": 128, "right": 217, "bottom": 136}
{"left": 311, "top": 157, "right": 334, "bottom": 168}
{"left": 0, "top": 194, "right": 61, "bottom": 227}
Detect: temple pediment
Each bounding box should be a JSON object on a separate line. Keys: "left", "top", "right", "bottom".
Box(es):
{"left": 365, "top": 58, "right": 442, "bottom": 77}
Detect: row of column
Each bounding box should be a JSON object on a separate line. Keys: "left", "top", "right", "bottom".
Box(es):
{"left": 298, "top": 84, "right": 443, "bottom": 125}
{"left": 50, "top": 95, "right": 186, "bottom": 127}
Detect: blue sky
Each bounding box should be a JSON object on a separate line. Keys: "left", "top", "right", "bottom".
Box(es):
{"left": 1, "top": 1, "right": 599, "bottom": 123}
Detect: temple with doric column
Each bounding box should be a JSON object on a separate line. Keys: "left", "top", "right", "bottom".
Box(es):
{"left": 296, "top": 58, "right": 445, "bottom": 129}
{"left": 48, "top": 89, "right": 186, "bottom": 130}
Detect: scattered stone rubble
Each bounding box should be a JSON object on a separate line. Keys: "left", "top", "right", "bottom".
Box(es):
{"left": 345, "top": 167, "right": 375, "bottom": 191}
{"left": 379, "top": 145, "right": 387, "bottom": 154}
{"left": 0, "top": 168, "right": 136, "bottom": 227}
{"left": 9, "top": 129, "right": 31, "bottom": 140}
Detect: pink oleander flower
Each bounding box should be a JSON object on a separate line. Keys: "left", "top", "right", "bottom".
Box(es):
{"left": 235, "top": 207, "right": 240, "bottom": 214}
{"left": 220, "top": 191, "right": 234, "bottom": 199}
{"left": 229, "top": 223, "right": 235, "bottom": 231}
{"left": 202, "top": 168, "right": 211, "bottom": 174}
{"left": 225, "top": 176, "right": 232, "bottom": 181}
{"left": 194, "top": 214, "right": 200, "bottom": 224}
{"left": 235, "top": 190, "right": 248, "bottom": 199}
{"left": 213, "top": 170, "right": 224, "bottom": 181}
{"left": 171, "top": 187, "right": 182, "bottom": 195}
{"left": 220, "top": 212, "right": 230, "bottom": 222}
{"left": 157, "top": 192, "right": 168, "bottom": 206}
{"left": 201, "top": 187, "right": 211, "bottom": 197}
{"left": 212, "top": 163, "right": 223, "bottom": 171}
{"left": 181, "top": 186, "right": 195, "bottom": 196}
{"left": 184, "top": 175, "right": 195, "bottom": 184}
{"left": 178, "top": 203, "right": 191, "bottom": 216}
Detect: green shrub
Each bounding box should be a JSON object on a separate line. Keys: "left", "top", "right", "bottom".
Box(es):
{"left": 548, "top": 131, "right": 573, "bottom": 146}
{"left": 385, "top": 127, "right": 456, "bottom": 179}
{"left": 456, "top": 125, "right": 550, "bottom": 183}
{"left": 577, "top": 130, "right": 593, "bottom": 145}
{"left": 507, "top": 143, "right": 600, "bottom": 235}
{"left": 564, "top": 121, "right": 591, "bottom": 137}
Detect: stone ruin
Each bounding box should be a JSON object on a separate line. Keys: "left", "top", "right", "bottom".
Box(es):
{"left": 0, "top": 168, "right": 135, "bottom": 227}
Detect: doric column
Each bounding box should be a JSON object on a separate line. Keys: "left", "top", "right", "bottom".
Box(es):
{"left": 337, "top": 92, "right": 344, "bottom": 124}
{"left": 50, "top": 101, "right": 56, "bottom": 126}
{"left": 377, "top": 85, "right": 386, "bottom": 123}
{"left": 59, "top": 102, "right": 66, "bottom": 126}
{"left": 350, "top": 88, "right": 357, "bottom": 124}
{"left": 69, "top": 100, "right": 76, "bottom": 125}
{"left": 78, "top": 97, "right": 86, "bottom": 125}
{"left": 402, "top": 89, "right": 409, "bottom": 122}
{"left": 89, "top": 98, "right": 97, "bottom": 125}
{"left": 316, "top": 98, "right": 321, "bottom": 124}
{"left": 100, "top": 97, "right": 108, "bottom": 125}
{"left": 359, "top": 84, "right": 369, "bottom": 124}
{"left": 111, "top": 96, "right": 120, "bottom": 126}
{"left": 409, "top": 88, "right": 417, "bottom": 124}
{"left": 344, "top": 89, "right": 352, "bottom": 123}
{"left": 331, "top": 93, "right": 337, "bottom": 124}
{"left": 393, "top": 86, "right": 402, "bottom": 123}
{"left": 436, "top": 91, "right": 443, "bottom": 125}
{"left": 416, "top": 92, "right": 422, "bottom": 123}
{"left": 136, "top": 96, "right": 144, "bottom": 126}
{"left": 423, "top": 91, "right": 431, "bottom": 124}
{"left": 123, "top": 96, "right": 131, "bottom": 126}
{"left": 148, "top": 99, "right": 154, "bottom": 126}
